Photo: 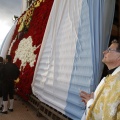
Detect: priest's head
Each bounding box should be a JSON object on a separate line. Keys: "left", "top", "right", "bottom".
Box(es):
{"left": 102, "top": 40, "right": 120, "bottom": 70}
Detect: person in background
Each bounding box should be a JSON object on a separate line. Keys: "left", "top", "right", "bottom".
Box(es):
{"left": 80, "top": 40, "right": 120, "bottom": 120}
{"left": 0, "top": 56, "right": 4, "bottom": 110}
{"left": 1, "top": 55, "right": 20, "bottom": 114}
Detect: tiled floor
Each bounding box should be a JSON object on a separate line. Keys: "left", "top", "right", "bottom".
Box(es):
{"left": 0, "top": 95, "right": 47, "bottom": 120}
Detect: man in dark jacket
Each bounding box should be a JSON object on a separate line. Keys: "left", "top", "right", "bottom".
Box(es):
{"left": 0, "top": 56, "right": 4, "bottom": 110}
{"left": 1, "top": 55, "right": 20, "bottom": 114}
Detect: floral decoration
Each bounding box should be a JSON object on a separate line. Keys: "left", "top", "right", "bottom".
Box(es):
{"left": 8, "top": 0, "right": 53, "bottom": 101}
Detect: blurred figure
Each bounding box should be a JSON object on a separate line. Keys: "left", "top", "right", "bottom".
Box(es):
{"left": 0, "top": 56, "right": 4, "bottom": 110}
{"left": 1, "top": 55, "right": 20, "bottom": 114}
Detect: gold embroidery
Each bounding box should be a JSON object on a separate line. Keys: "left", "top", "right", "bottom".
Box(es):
{"left": 86, "top": 72, "right": 120, "bottom": 120}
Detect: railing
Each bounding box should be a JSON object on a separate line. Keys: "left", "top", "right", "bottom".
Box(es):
{"left": 28, "top": 94, "right": 72, "bottom": 120}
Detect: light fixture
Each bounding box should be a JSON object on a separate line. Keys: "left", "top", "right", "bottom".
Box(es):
{"left": 12, "top": 15, "right": 18, "bottom": 21}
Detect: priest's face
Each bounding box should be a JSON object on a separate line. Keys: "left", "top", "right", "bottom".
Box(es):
{"left": 102, "top": 43, "right": 120, "bottom": 67}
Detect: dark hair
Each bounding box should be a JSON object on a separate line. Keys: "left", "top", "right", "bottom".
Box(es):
{"left": 6, "top": 55, "right": 12, "bottom": 62}
{"left": 111, "top": 39, "right": 120, "bottom": 52}
{"left": 0, "top": 57, "right": 3, "bottom": 62}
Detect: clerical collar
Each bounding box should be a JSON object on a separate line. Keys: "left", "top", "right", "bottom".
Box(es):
{"left": 107, "top": 67, "right": 117, "bottom": 75}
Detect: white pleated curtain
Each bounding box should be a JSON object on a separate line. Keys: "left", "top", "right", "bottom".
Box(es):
{"left": 32, "top": 0, "right": 115, "bottom": 120}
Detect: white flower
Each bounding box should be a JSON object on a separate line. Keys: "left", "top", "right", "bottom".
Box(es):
{"left": 8, "top": 38, "right": 17, "bottom": 55}
{"left": 13, "top": 36, "right": 39, "bottom": 70}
